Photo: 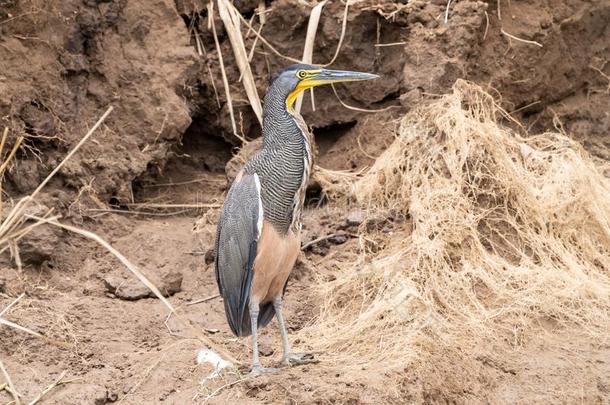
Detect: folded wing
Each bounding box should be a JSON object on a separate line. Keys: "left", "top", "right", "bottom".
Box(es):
{"left": 214, "top": 173, "right": 275, "bottom": 336}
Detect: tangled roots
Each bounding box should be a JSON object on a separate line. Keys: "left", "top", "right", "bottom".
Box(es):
{"left": 302, "top": 80, "right": 610, "bottom": 383}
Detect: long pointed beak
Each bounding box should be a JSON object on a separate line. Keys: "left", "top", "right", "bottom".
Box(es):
{"left": 309, "top": 69, "right": 379, "bottom": 86}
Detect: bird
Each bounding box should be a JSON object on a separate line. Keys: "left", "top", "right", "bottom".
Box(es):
{"left": 214, "top": 64, "right": 378, "bottom": 375}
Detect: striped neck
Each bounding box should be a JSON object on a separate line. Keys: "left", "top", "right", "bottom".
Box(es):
{"left": 262, "top": 79, "right": 308, "bottom": 149}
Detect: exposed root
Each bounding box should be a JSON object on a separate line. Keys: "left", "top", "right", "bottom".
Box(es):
{"left": 302, "top": 80, "right": 610, "bottom": 383}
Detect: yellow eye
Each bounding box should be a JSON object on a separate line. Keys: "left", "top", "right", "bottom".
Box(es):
{"left": 297, "top": 70, "right": 307, "bottom": 79}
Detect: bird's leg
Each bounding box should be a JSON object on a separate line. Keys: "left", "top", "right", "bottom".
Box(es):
{"left": 249, "top": 300, "right": 279, "bottom": 377}
{"left": 273, "top": 296, "right": 315, "bottom": 366}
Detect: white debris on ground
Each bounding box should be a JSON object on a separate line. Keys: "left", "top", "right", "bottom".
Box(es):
{"left": 197, "top": 349, "right": 234, "bottom": 379}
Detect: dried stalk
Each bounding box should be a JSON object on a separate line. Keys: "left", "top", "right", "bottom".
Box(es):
{"left": 26, "top": 215, "right": 176, "bottom": 314}
{"left": 209, "top": 1, "right": 239, "bottom": 139}
{"left": 217, "top": 0, "right": 263, "bottom": 125}
{"left": 296, "top": 0, "right": 327, "bottom": 113}
{"left": 501, "top": 28, "right": 543, "bottom": 47}
{"left": 0, "top": 358, "right": 20, "bottom": 405}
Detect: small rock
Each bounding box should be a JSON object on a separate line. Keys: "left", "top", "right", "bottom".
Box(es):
{"left": 204, "top": 248, "right": 215, "bottom": 265}
{"left": 328, "top": 234, "right": 348, "bottom": 245}
{"left": 258, "top": 343, "right": 275, "bottom": 357}
{"left": 103, "top": 270, "right": 183, "bottom": 301}
{"left": 94, "top": 390, "right": 108, "bottom": 405}
{"left": 346, "top": 210, "right": 366, "bottom": 227}
{"left": 19, "top": 224, "right": 61, "bottom": 265}
{"left": 399, "top": 88, "right": 422, "bottom": 109}
{"left": 160, "top": 271, "right": 182, "bottom": 296}
{"left": 20, "top": 103, "right": 56, "bottom": 137}
{"left": 103, "top": 276, "right": 150, "bottom": 300}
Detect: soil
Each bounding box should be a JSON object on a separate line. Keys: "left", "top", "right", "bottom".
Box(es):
{"left": 0, "top": 0, "right": 609, "bottom": 404}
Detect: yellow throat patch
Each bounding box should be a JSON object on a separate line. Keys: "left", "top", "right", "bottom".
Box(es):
{"left": 286, "top": 70, "right": 323, "bottom": 111}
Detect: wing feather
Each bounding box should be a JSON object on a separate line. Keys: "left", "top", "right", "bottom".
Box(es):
{"left": 214, "top": 173, "right": 273, "bottom": 336}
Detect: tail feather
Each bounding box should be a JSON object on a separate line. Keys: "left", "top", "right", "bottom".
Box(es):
{"left": 226, "top": 300, "right": 275, "bottom": 337}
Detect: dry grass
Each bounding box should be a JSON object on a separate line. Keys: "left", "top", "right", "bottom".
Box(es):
{"left": 0, "top": 107, "right": 113, "bottom": 258}
{"left": 217, "top": 0, "right": 263, "bottom": 125}
{"left": 300, "top": 80, "right": 610, "bottom": 381}
{"left": 208, "top": 1, "right": 239, "bottom": 140}
{"left": 295, "top": 0, "right": 327, "bottom": 113}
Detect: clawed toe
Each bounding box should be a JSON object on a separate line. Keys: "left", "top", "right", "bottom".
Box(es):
{"left": 282, "top": 352, "right": 317, "bottom": 366}
{"left": 248, "top": 365, "right": 280, "bottom": 377}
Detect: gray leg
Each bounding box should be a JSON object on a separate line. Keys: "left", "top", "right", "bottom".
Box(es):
{"left": 273, "top": 297, "right": 315, "bottom": 366}
{"left": 249, "top": 300, "right": 278, "bottom": 376}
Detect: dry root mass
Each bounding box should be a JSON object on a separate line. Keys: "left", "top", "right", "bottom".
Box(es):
{"left": 303, "top": 80, "right": 610, "bottom": 382}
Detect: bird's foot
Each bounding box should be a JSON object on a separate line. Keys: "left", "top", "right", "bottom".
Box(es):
{"left": 281, "top": 352, "right": 317, "bottom": 366}
{"left": 248, "top": 365, "right": 280, "bottom": 377}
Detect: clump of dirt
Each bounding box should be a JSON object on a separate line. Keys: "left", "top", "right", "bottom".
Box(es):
{"left": 0, "top": 0, "right": 196, "bottom": 203}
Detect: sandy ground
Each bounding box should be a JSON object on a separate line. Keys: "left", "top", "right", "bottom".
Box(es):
{"left": 2, "top": 142, "right": 610, "bottom": 404}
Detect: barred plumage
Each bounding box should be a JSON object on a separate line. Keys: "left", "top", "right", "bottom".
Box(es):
{"left": 244, "top": 74, "right": 314, "bottom": 235}
{"left": 213, "top": 64, "right": 378, "bottom": 374}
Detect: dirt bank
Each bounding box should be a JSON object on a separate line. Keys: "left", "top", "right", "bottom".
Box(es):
{"left": 0, "top": 0, "right": 609, "bottom": 403}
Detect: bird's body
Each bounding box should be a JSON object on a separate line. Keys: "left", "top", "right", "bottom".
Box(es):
{"left": 213, "top": 64, "right": 378, "bottom": 375}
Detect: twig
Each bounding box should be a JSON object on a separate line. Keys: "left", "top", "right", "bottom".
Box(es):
{"left": 330, "top": 84, "right": 395, "bottom": 113}
{"left": 0, "top": 11, "right": 37, "bottom": 26}
{"left": 186, "top": 294, "right": 221, "bottom": 306}
{"left": 0, "top": 107, "right": 113, "bottom": 241}
{"left": 589, "top": 64, "right": 610, "bottom": 91}
{"left": 30, "top": 107, "right": 113, "bottom": 201}
{"left": 229, "top": 3, "right": 301, "bottom": 63}
{"left": 0, "top": 300, "right": 70, "bottom": 348}
{"left": 84, "top": 208, "right": 192, "bottom": 217}
{"left": 207, "top": 64, "right": 222, "bottom": 109}
{"left": 125, "top": 203, "right": 220, "bottom": 209}
{"left": 194, "top": 29, "right": 204, "bottom": 57}
{"left": 8, "top": 241, "right": 22, "bottom": 272}
{"left": 27, "top": 370, "right": 70, "bottom": 405}
{"left": 217, "top": 0, "right": 263, "bottom": 125}
{"left": 510, "top": 100, "right": 541, "bottom": 114}
{"left": 0, "top": 136, "right": 23, "bottom": 176}
{"left": 444, "top": 0, "right": 452, "bottom": 23}
{"left": 483, "top": 11, "right": 489, "bottom": 41}
{"left": 321, "top": 0, "right": 350, "bottom": 67}
{"left": 142, "top": 177, "right": 225, "bottom": 188}
{"left": 501, "top": 29, "right": 543, "bottom": 47}
{"left": 0, "top": 358, "right": 21, "bottom": 405}
{"left": 0, "top": 293, "right": 25, "bottom": 317}
{"left": 118, "top": 355, "right": 164, "bottom": 403}
{"left": 202, "top": 377, "right": 248, "bottom": 404}
{"left": 209, "top": 1, "right": 239, "bottom": 139}
{"left": 302, "top": 233, "right": 347, "bottom": 250}
{"left": 0, "top": 317, "right": 44, "bottom": 339}
{"left": 296, "top": 0, "right": 328, "bottom": 113}
{"left": 26, "top": 215, "right": 176, "bottom": 314}
{"left": 374, "top": 42, "right": 406, "bottom": 47}
{"left": 0, "top": 128, "right": 8, "bottom": 165}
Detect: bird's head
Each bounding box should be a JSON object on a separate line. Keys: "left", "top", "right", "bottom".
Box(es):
{"left": 267, "top": 64, "right": 379, "bottom": 112}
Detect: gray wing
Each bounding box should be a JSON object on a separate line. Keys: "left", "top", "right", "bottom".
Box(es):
{"left": 214, "top": 173, "right": 263, "bottom": 336}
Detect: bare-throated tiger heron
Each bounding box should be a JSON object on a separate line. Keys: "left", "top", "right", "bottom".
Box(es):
{"left": 214, "top": 64, "right": 378, "bottom": 375}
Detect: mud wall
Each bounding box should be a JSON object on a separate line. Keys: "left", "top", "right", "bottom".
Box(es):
{"left": 0, "top": 0, "right": 608, "bottom": 205}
